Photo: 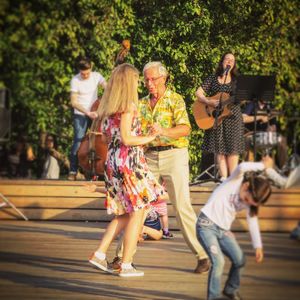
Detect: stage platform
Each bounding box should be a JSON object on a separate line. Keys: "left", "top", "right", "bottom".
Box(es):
{"left": 0, "top": 179, "right": 300, "bottom": 232}
{"left": 0, "top": 220, "right": 299, "bottom": 300}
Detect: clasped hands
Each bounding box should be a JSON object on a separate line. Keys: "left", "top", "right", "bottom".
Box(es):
{"left": 148, "top": 123, "right": 163, "bottom": 138}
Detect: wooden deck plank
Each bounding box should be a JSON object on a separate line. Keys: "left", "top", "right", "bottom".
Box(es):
{"left": 0, "top": 179, "right": 106, "bottom": 186}
{"left": 2, "top": 197, "right": 105, "bottom": 208}
{"left": 3, "top": 196, "right": 300, "bottom": 209}
{"left": 0, "top": 220, "right": 299, "bottom": 300}
{"left": 1, "top": 180, "right": 299, "bottom": 193}
{"left": 1, "top": 206, "right": 300, "bottom": 220}
{"left": 1, "top": 179, "right": 299, "bottom": 232}
{"left": 0, "top": 184, "right": 104, "bottom": 197}
{"left": 0, "top": 209, "right": 299, "bottom": 232}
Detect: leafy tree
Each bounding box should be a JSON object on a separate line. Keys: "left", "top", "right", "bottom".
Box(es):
{"left": 1, "top": 0, "right": 299, "bottom": 178}
{"left": 129, "top": 0, "right": 300, "bottom": 177}
{"left": 0, "top": 0, "right": 135, "bottom": 175}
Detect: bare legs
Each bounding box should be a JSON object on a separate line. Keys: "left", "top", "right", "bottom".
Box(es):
{"left": 95, "top": 207, "right": 145, "bottom": 264}
{"left": 227, "top": 154, "right": 239, "bottom": 175}
{"left": 218, "top": 154, "right": 239, "bottom": 179}
{"left": 96, "top": 214, "right": 129, "bottom": 254}
{"left": 122, "top": 208, "right": 145, "bottom": 263}
{"left": 160, "top": 214, "right": 169, "bottom": 231}
{"left": 218, "top": 154, "right": 228, "bottom": 178}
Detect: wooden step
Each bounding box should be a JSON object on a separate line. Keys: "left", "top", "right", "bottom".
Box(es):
{"left": 1, "top": 193, "right": 299, "bottom": 207}
{"left": 0, "top": 208, "right": 298, "bottom": 232}
{"left": 0, "top": 179, "right": 299, "bottom": 232}
{"left": 0, "top": 206, "right": 299, "bottom": 220}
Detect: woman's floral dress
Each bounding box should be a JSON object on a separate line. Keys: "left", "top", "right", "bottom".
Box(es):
{"left": 101, "top": 112, "right": 165, "bottom": 215}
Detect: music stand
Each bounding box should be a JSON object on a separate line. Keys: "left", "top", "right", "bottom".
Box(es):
{"left": 235, "top": 75, "right": 276, "bottom": 160}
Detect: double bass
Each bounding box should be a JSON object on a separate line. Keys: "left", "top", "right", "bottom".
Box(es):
{"left": 77, "top": 99, "right": 108, "bottom": 178}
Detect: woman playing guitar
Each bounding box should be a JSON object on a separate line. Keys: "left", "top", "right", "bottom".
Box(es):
{"left": 195, "top": 52, "right": 244, "bottom": 180}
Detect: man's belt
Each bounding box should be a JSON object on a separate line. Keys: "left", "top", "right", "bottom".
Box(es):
{"left": 147, "top": 145, "right": 174, "bottom": 152}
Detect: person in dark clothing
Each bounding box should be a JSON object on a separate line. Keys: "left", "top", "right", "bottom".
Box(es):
{"left": 195, "top": 52, "right": 244, "bottom": 181}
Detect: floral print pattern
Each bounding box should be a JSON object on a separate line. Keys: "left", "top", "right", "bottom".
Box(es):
{"left": 101, "top": 112, "right": 165, "bottom": 215}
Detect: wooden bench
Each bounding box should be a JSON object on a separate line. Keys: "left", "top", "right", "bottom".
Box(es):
{"left": 0, "top": 179, "right": 299, "bottom": 232}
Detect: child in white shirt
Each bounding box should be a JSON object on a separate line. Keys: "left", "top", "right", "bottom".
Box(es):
{"left": 196, "top": 158, "right": 273, "bottom": 300}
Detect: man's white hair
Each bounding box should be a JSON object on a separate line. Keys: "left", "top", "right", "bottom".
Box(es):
{"left": 143, "top": 61, "right": 168, "bottom": 77}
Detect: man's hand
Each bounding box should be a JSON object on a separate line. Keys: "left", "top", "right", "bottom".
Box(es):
{"left": 255, "top": 247, "right": 264, "bottom": 263}
{"left": 259, "top": 115, "right": 269, "bottom": 123}
{"left": 149, "top": 123, "right": 163, "bottom": 137}
{"left": 86, "top": 111, "right": 98, "bottom": 120}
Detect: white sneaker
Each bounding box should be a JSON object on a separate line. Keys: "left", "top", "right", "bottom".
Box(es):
{"left": 119, "top": 266, "right": 144, "bottom": 277}
{"left": 89, "top": 254, "right": 114, "bottom": 274}
{"left": 220, "top": 177, "right": 227, "bottom": 182}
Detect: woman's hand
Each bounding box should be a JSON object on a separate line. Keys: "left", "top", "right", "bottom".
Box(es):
{"left": 84, "top": 183, "right": 106, "bottom": 194}
{"left": 255, "top": 247, "right": 264, "bottom": 263}
{"left": 208, "top": 99, "right": 220, "bottom": 108}
{"left": 83, "top": 183, "right": 98, "bottom": 193}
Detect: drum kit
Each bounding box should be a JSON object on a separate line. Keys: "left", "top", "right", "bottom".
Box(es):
{"left": 245, "top": 109, "right": 282, "bottom": 152}
{"left": 245, "top": 109, "right": 300, "bottom": 173}
{"left": 250, "top": 131, "right": 282, "bottom": 150}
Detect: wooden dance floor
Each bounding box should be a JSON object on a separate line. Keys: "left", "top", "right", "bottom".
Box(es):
{"left": 0, "top": 220, "right": 299, "bottom": 300}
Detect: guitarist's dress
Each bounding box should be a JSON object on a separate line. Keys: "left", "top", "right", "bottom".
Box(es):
{"left": 201, "top": 74, "right": 245, "bottom": 155}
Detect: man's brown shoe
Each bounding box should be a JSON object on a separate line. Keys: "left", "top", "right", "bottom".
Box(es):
{"left": 194, "top": 258, "right": 210, "bottom": 273}
{"left": 109, "top": 256, "right": 122, "bottom": 272}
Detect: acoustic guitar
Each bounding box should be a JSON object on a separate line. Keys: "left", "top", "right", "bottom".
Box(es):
{"left": 193, "top": 92, "right": 235, "bottom": 130}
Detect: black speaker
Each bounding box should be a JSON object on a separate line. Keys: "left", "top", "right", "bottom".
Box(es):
{"left": 0, "top": 88, "right": 11, "bottom": 142}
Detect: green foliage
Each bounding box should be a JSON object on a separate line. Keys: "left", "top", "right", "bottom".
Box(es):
{"left": 130, "top": 0, "right": 300, "bottom": 177}
{"left": 1, "top": 0, "right": 299, "bottom": 178}
{"left": 0, "top": 0, "right": 135, "bottom": 162}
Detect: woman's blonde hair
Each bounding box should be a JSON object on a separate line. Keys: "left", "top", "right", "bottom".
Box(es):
{"left": 97, "top": 63, "right": 139, "bottom": 120}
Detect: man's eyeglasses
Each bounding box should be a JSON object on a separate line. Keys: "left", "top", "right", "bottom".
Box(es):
{"left": 144, "top": 75, "right": 164, "bottom": 84}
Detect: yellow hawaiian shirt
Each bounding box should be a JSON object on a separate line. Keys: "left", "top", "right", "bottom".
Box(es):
{"left": 138, "top": 89, "right": 191, "bottom": 148}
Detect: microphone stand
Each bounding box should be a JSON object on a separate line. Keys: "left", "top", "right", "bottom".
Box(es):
{"left": 253, "top": 98, "right": 258, "bottom": 160}
{"left": 265, "top": 102, "right": 272, "bottom": 156}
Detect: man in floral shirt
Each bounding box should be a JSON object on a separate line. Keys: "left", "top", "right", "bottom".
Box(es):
{"left": 139, "top": 61, "right": 209, "bottom": 273}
